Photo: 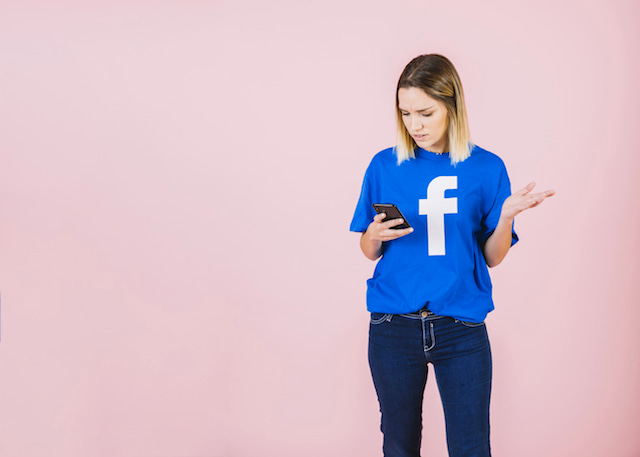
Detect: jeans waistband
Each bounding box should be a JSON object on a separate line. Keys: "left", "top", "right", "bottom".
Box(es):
{"left": 399, "top": 309, "right": 447, "bottom": 321}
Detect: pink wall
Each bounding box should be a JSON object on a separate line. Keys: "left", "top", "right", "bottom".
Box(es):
{"left": 1, "top": 0, "right": 639, "bottom": 456}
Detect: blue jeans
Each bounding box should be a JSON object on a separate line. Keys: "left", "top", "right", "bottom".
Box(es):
{"left": 369, "top": 309, "right": 492, "bottom": 457}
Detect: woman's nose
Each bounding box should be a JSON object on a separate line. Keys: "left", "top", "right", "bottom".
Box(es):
{"left": 411, "top": 116, "right": 422, "bottom": 130}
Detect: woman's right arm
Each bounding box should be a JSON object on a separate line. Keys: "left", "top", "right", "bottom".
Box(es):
{"left": 360, "top": 213, "right": 414, "bottom": 260}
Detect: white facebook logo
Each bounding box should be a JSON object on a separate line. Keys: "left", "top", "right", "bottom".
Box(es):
{"left": 419, "top": 176, "right": 458, "bottom": 256}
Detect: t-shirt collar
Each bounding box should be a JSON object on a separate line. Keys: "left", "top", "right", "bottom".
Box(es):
{"left": 415, "top": 147, "right": 450, "bottom": 160}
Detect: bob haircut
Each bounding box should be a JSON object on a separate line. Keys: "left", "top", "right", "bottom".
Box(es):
{"left": 395, "top": 54, "right": 473, "bottom": 166}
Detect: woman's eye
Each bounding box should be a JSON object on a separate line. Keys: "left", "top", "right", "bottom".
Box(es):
{"left": 401, "top": 112, "right": 410, "bottom": 116}
{"left": 422, "top": 113, "right": 432, "bottom": 117}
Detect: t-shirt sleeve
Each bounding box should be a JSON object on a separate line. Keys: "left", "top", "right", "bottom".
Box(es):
{"left": 480, "top": 160, "right": 519, "bottom": 246}
{"left": 350, "top": 166, "right": 376, "bottom": 233}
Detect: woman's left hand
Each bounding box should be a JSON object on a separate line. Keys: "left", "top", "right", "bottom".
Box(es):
{"left": 500, "top": 182, "right": 556, "bottom": 221}
{"left": 483, "top": 182, "right": 556, "bottom": 267}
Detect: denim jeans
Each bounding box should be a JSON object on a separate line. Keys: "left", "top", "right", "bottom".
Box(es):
{"left": 369, "top": 309, "right": 492, "bottom": 457}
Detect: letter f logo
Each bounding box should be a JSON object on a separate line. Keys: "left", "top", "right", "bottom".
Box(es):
{"left": 419, "top": 176, "right": 458, "bottom": 256}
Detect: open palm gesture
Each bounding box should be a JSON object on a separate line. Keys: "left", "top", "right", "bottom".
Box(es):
{"left": 501, "top": 182, "right": 555, "bottom": 220}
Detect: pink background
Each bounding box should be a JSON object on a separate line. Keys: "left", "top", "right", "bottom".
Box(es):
{"left": 1, "top": 0, "right": 639, "bottom": 456}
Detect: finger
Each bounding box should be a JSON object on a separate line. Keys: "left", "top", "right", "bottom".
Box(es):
{"left": 529, "top": 190, "right": 556, "bottom": 203}
{"left": 381, "top": 227, "right": 414, "bottom": 240}
{"left": 522, "top": 191, "right": 555, "bottom": 209}
{"left": 383, "top": 218, "right": 407, "bottom": 229}
{"left": 529, "top": 190, "right": 555, "bottom": 198}
{"left": 516, "top": 181, "right": 536, "bottom": 196}
{"left": 373, "top": 213, "right": 386, "bottom": 222}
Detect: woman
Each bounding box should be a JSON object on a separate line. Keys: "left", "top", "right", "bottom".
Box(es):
{"left": 350, "top": 54, "right": 554, "bottom": 457}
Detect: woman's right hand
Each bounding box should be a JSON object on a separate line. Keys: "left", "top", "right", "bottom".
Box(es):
{"left": 366, "top": 213, "right": 414, "bottom": 242}
{"left": 360, "top": 213, "right": 414, "bottom": 260}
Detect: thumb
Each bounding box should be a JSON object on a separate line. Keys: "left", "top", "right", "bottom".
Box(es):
{"left": 519, "top": 181, "right": 536, "bottom": 195}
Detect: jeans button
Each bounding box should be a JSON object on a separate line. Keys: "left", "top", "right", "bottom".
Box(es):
{"left": 421, "top": 311, "right": 428, "bottom": 318}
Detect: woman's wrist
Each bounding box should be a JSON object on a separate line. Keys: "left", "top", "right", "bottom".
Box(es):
{"left": 361, "top": 230, "right": 383, "bottom": 260}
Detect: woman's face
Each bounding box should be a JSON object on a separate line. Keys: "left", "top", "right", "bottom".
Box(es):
{"left": 398, "top": 87, "right": 449, "bottom": 154}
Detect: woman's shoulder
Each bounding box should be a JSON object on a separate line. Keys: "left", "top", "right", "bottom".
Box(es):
{"left": 365, "top": 147, "right": 397, "bottom": 169}
{"left": 468, "top": 144, "right": 507, "bottom": 170}
{"left": 372, "top": 146, "right": 396, "bottom": 162}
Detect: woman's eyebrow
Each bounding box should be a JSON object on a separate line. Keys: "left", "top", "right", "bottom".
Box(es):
{"left": 399, "top": 106, "right": 434, "bottom": 112}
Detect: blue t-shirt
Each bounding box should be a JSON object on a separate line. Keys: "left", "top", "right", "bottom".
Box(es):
{"left": 350, "top": 145, "right": 518, "bottom": 323}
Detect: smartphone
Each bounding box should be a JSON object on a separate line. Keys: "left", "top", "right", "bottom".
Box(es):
{"left": 372, "top": 203, "right": 411, "bottom": 230}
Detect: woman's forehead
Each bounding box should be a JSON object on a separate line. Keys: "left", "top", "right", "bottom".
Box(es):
{"left": 398, "top": 87, "right": 441, "bottom": 110}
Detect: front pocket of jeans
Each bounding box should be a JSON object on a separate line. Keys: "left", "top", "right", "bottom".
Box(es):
{"left": 456, "top": 319, "right": 485, "bottom": 328}
{"left": 370, "top": 313, "right": 392, "bottom": 325}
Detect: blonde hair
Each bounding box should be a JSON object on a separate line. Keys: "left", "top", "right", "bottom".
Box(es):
{"left": 394, "top": 54, "right": 473, "bottom": 165}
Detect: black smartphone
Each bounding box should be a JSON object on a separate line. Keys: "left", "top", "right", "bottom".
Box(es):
{"left": 372, "top": 203, "right": 411, "bottom": 230}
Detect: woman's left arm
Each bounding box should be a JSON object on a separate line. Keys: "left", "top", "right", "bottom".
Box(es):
{"left": 483, "top": 182, "right": 556, "bottom": 268}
